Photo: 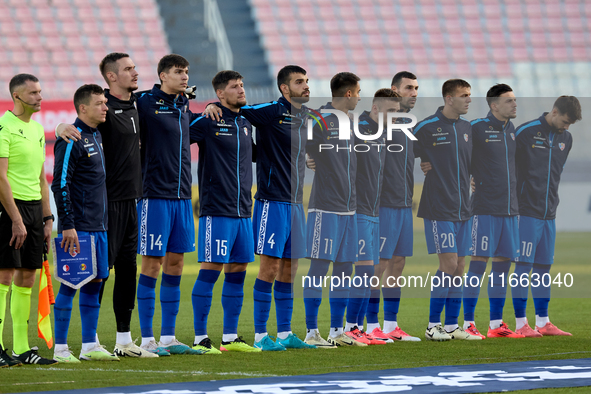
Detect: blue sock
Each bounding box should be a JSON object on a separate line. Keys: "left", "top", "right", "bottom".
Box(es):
{"left": 303, "top": 259, "right": 330, "bottom": 330}
{"left": 445, "top": 276, "right": 463, "bottom": 326}
{"left": 222, "top": 271, "right": 246, "bottom": 335}
{"left": 192, "top": 269, "right": 220, "bottom": 336}
{"left": 511, "top": 262, "right": 532, "bottom": 318}
{"left": 383, "top": 287, "right": 401, "bottom": 322}
{"left": 274, "top": 281, "right": 293, "bottom": 333}
{"left": 137, "top": 274, "right": 157, "bottom": 338}
{"left": 429, "top": 270, "right": 451, "bottom": 324}
{"left": 54, "top": 284, "right": 77, "bottom": 345}
{"left": 346, "top": 265, "right": 373, "bottom": 325}
{"left": 79, "top": 281, "right": 101, "bottom": 344}
{"left": 463, "top": 260, "right": 487, "bottom": 321}
{"left": 160, "top": 273, "right": 181, "bottom": 336}
{"left": 357, "top": 289, "right": 370, "bottom": 327}
{"left": 531, "top": 263, "right": 551, "bottom": 317}
{"left": 488, "top": 261, "right": 511, "bottom": 321}
{"left": 366, "top": 289, "right": 380, "bottom": 325}
{"left": 253, "top": 278, "right": 273, "bottom": 334}
{"left": 329, "top": 262, "right": 353, "bottom": 328}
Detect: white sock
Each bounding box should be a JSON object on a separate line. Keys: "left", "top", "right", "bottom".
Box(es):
{"left": 277, "top": 331, "right": 291, "bottom": 340}
{"left": 222, "top": 334, "right": 237, "bottom": 343}
{"left": 329, "top": 327, "right": 343, "bottom": 338}
{"left": 141, "top": 337, "right": 155, "bottom": 347}
{"left": 463, "top": 320, "right": 475, "bottom": 330}
{"left": 428, "top": 322, "right": 440, "bottom": 329}
{"left": 95, "top": 334, "right": 100, "bottom": 345}
{"left": 366, "top": 323, "right": 380, "bottom": 332}
{"left": 194, "top": 335, "right": 208, "bottom": 345}
{"left": 536, "top": 315, "right": 549, "bottom": 328}
{"left": 515, "top": 317, "right": 528, "bottom": 330}
{"left": 159, "top": 335, "right": 175, "bottom": 345}
{"left": 254, "top": 332, "right": 267, "bottom": 342}
{"left": 490, "top": 319, "right": 503, "bottom": 329}
{"left": 383, "top": 320, "right": 398, "bottom": 333}
{"left": 81, "top": 342, "right": 95, "bottom": 352}
{"left": 305, "top": 329, "right": 318, "bottom": 340}
{"left": 116, "top": 331, "right": 132, "bottom": 345}
{"left": 55, "top": 344, "right": 68, "bottom": 352}
{"left": 444, "top": 324, "right": 458, "bottom": 333}
{"left": 344, "top": 322, "right": 357, "bottom": 332}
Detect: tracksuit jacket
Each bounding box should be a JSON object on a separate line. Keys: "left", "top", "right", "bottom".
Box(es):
{"left": 307, "top": 103, "right": 357, "bottom": 213}
{"left": 470, "top": 111, "right": 518, "bottom": 216}
{"left": 355, "top": 111, "right": 386, "bottom": 217}
{"left": 380, "top": 114, "right": 415, "bottom": 209}
{"left": 137, "top": 85, "right": 192, "bottom": 200}
{"left": 414, "top": 107, "right": 472, "bottom": 221}
{"left": 52, "top": 118, "right": 107, "bottom": 232}
{"left": 515, "top": 113, "right": 573, "bottom": 220}
{"left": 240, "top": 95, "right": 311, "bottom": 204}
{"left": 189, "top": 105, "right": 254, "bottom": 218}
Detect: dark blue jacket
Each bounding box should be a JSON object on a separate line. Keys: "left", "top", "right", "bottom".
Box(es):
{"left": 355, "top": 111, "right": 386, "bottom": 217}
{"left": 471, "top": 112, "right": 518, "bottom": 216}
{"left": 380, "top": 114, "right": 415, "bottom": 209}
{"left": 52, "top": 118, "right": 107, "bottom": 232}
{"left": 137, "top": 85, "right": 192, "bottom": 200}
{"left": 414, "top": 107, "right": 472, "bottom": 221}
{"left": 190, "top": 106, "right": 254, "bottom": 218}
{"left": 515, "top": 113, "right": 573, "bottom": 220}
{"left": 240, "top": 95, "right": 310, "bottom": 204}
{"left": 307, "top": 103, "right": 357, "bottom": 213}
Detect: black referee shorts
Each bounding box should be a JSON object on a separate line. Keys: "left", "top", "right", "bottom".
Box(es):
{"left": 0, "top": 200, "right": 43, "bottom": 270}
{"left": 107, "top": 199, "right": 138, "bottom": 269}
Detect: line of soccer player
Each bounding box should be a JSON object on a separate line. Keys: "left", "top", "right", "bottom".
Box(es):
{"left": 0, "top": 52, "right": 581, "bottom": 366}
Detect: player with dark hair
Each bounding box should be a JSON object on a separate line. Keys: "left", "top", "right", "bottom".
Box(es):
{"left": 190, "top": 70, "right": 259, "bottom": 353}
{"left": 201, "top": 65, "right": 316, "bottom": 351}
{"left": 343, "top": 88, "right": 401, "bottom": 345}
{"left": 56, "top": 52, "right": 155, "bottom": 358}
{"left": 414, "top": 79, "right": 480, "bottom": 341}
{"left": 511, "top": 95, "right": 582, "bottom": 337}
{"left": 463, "top": 84, "right": 523, "bottom": 339}
{"left": 135, "top": 54, "right": 201, "bottom": 355}
{"left": 52, "top": 84, "right": 119, "bottom": 362}
{"left": 0, "top": 74, "right": 56, "bottom": 366}
{"left": 303, "top": 72, "right": 364, "bottom": 348}
{"left": 364, "top": 72, "right": 421, "bottom": 342}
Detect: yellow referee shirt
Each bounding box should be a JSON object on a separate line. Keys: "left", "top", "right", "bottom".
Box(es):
{"left": 0, "top": 110, "right": 45, "bottom": 201}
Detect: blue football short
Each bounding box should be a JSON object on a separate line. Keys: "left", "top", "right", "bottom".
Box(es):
{"left": 137, "top": 198, "right": 195, "bottom": 256}
{"left": 77, "top": 231, "right": 109, "bottom": 279}
{"left": 306, "top": 211, "right": 358, "bottom": 263}
{"left": 253, "top": 200, "right": 306, "bottom": 259}
{"left": 516, "top": 215, "right": 555, "bottom": 265}
{"left": 198, "top": 216, "right": 254, "bottom": 263}
{"left": 470, "top": 214, "right": 520, "bottom": 259}
{"left": 379, "top": 207, "right": 413, "bottom": 259}
{"left": 424, "top": 218, "right": 472, "bottom": 256}
{"left": 357, "top": 214, "right": 379, "bottom": 265}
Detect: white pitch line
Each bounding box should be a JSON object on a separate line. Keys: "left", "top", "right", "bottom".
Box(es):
{"left": 34, "top": 367, "right": 278, "bottom": 377}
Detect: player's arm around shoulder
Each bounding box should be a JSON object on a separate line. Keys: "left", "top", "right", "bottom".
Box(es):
{"left": 189, "top": 113, "right": 212, "bottom": 144}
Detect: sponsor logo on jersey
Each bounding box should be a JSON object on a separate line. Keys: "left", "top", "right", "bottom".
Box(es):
{"left": 115, "top": 109, "right": 123, "bottom": 114}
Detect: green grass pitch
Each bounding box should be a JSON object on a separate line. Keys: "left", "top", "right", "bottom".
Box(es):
{"left": 1, "top": 232, "right": 590, "bottom": 393}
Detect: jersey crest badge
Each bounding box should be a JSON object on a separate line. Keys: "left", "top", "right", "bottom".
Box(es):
{"left": 243, "top": 127, "right": 248, "bottom": 136}
{"left": 464, "top": 133, "right": 468, "bottom": 142}
{"left": 559, "top": 142, "right": 565, "bottom": 151}
{"left": 510, "top": 133, "right": 515, "bottom": 140}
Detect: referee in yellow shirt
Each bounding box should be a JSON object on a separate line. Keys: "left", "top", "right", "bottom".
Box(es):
{"left": 0, "top": 74, "right": 56, "bottom": 366}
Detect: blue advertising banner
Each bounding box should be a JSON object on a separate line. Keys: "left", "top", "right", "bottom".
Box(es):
{"left": 52, "top": 235, "right": 97, "bottom": 289}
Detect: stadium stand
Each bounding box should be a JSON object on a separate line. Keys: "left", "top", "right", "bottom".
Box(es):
{"left": 0, "top": 0, "right": 170, "bottom": 99}
{"left": 250, "top": 0, "right": 591, "bottom": 98}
